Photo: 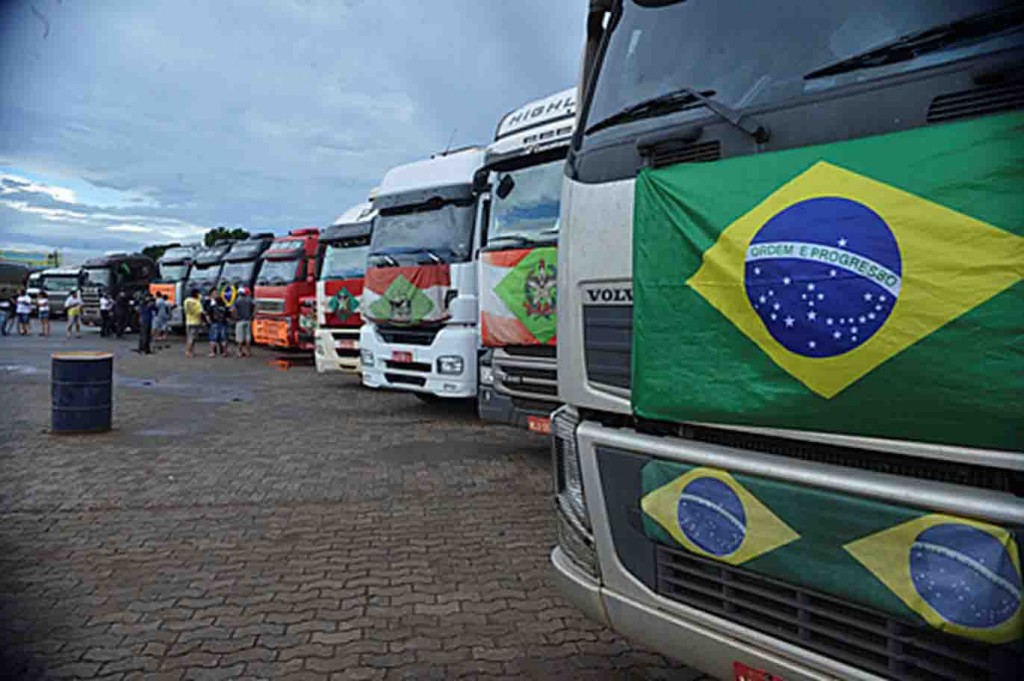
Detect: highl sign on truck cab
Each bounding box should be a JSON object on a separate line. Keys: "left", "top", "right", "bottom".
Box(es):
{"left": 314, "top": 202, "right": 376, "bottom": 374}
{"left": 477, "top": 87, "right": 576, "bottom": 434}
{"left": 553, "top": 2, "right": 1023, "bottom": 681}
{"left": 253, "top": 228, "right": 320, "bottom": 350}
{"left": 359, "top": 147, "right": 486, "bottom": 399}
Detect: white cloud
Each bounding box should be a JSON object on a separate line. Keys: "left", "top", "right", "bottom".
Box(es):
{"left": 105, "top": 224, "right": 153, "bottom": 233}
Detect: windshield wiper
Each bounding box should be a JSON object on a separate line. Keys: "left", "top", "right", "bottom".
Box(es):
{"left": 587, "top": 87, "right": 768, "bottom": 142}
{"left": 417, "top": 248, "right": 444, "bottom": 265}
{"left": 486, "top": 234, "right": 539, "bottom": 247}
{"left": 805, "top": 6, "right": 1024, "bottom": 80}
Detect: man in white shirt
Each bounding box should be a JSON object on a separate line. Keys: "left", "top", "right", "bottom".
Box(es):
{"left": 15, "top": 289, "right": 32, "bottom": 336}
{"left": 99, "top": 292, "right": 114, "bottom": 337}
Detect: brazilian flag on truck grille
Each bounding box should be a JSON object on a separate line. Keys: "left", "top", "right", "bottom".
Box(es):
{"left": 632, "top": 113, "right": 1024, "bottom": 451}
{"left": 641, "top": 461, "right": 1023, "bottom": 644}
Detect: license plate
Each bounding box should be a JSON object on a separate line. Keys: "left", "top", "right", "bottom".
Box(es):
{"left": 527, "top": 416, "right": 551, "bottom": 435}
{"left": 391, "top": 350, "right": 413, "bottom": 363}
{"left": 337, "top": 339, "right": 356, "bottom": 350}
{"left": 733, "top": 662, "right": 784, "bottom": 681}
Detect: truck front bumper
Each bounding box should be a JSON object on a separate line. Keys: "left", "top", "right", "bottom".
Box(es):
{"left": 315, "top": 328, "right": 361, "bottom": 374}
{"left": 360, "top": 324, "right": 477, "bottom": 399}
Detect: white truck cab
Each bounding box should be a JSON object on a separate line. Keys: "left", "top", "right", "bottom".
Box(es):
{"left": 359, "top": 147, "right": 486, "bottom": 399}
{"left": 476, "top": 88, "right": 577, "bottom": 433}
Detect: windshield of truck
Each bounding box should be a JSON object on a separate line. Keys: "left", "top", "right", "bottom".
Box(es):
{"left": 157, "top": 263, "right": 189, "bottom": 282}
{"left": 42, "top": 276, "right": 80, "bottom": 292}
{"left": 488, "top": 160, "right": 563, "bottom": 247}
{"left": 256, "top": 258, "right": 301, "bottom": 286}
{"left": 219, "top": 260, "right": 256, "bottom": 286}
{"left": 28, "top": 273, "right": 41, "bottom": 288}
{"left": 320, "top": 243, "right": 369, "bottom": 280}
{"left": 370, "top": 202, "right": 474, "bottom": 265}
{"left": 162, "top": 247, "right": 193, "bottom": 261}
{"left": 586, "top": 0, "right": 1021, "bottom": 134}
{"left": 83, "top": 267, "right": 110, "bottom": 288}
{"left": 188, "top": 264, "right": 221, "bottom": 286}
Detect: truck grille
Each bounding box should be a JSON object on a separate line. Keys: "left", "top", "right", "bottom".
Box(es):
{"left": 582, "top": 304, "right": 632, "bottom": 390}
{"left": 255, "top": 298, "right": 284, "bottom": 314}
{"left": 493, "top": 346, "right": 558, "bottom": 402}
{"left": 378, "top": 325, "right": 441, "bottom": 346}
{"left": 655, "top": 545, "right": 1018, "bottom": 681}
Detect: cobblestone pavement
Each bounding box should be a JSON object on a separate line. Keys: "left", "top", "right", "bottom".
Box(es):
{"left": 0, "top": 331, "right": 697, "bottom": 680}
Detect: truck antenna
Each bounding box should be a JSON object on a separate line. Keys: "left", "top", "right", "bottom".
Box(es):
{"left": 444, "top": 128, "right": 457, "bottom": 155}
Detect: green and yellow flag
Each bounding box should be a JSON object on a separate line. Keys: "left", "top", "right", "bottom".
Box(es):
{"left": 632, "top": 113, "right": 1024, "bottom": 450}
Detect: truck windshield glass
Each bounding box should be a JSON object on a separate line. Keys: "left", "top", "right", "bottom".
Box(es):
{"left": 371, "top": 203, "right": 474, "bottom": 264}
{"left": 257, "top": 258, "right": 300, "bottom": 286}
{"left": 188, "top": 264, "right": 221, "bottom": 285}
{"left": 586, "top": 0, "right": 1019, "bottom": 134}
{"left": 321, "top": 243, "right": 369, "bottom": 280}
{"left": 42, "top": 276, "right": 80, "bottom": 292}
{"left": 219, "top": 261, "right": 255, "bottom": 286}
{"left": 83, "top": 268, "right": 110, "bottom": 288}
{"left": 488, "top": 161, "right": 563, "bottom": 245}
{"left": 157, "top": 263, "right": 189, "bottom": 282}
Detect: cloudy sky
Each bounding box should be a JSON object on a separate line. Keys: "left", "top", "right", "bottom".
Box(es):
{"left": 0, "top": 0, "right": 584, "bottom": 264}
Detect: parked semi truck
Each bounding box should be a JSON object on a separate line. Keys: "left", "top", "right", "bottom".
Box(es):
{"left": 150, "top": 244, "right": 200, "bottom": 330}
{"left": 81, "top": 252, "right": 156, "bottom": 328}
{"left": 30, "top": 267, "right": 86, "bottom": 317}
{"left": 253, "top": 228, "right": 320, "bottom": 350}
{"left": 359, "top": 147, "right": 485, "bottom": 399}
{"left": 184, "top": 241, "right": 233, "bottom": 297}
{"left": 552, "top": 2, "right": 1023, "bottom": 681}
{"left": 314, "top": 202, "right": 376, "bottom": 373}
{"left": 477, "top": 88, "right": 576, "bottom": 434}
{"left": 218, "top": 233, "right": 275, "bottom": 296}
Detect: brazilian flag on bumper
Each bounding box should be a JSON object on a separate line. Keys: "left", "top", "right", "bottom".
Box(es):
{"left": 632, "top": 113, "right": 1024, "bottom": 451}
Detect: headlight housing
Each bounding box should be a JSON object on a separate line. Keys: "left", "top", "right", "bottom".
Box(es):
{"left": 315, "top": 337, "right": 326, "bottom": 356}
{"left": 360, "top": 349, "right": 374, "bottom": 367}
{"left": 479, "top": 364, "right": 494, "bottom": 385}
{"left": 437, "top": 355, "right": 464, "bottom": 375}
{"left": 551, "top": 406, "right": 598, "bottom": 578}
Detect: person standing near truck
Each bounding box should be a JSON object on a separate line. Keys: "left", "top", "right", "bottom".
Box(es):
{"left": 37, "top": 291, "right": 51, "bottom": 336}
{"left": 232, "top": 287, "right": 254, "bottom": 358}
{"left": 64, "top": 289, "right": 82, "bottom": 338}
{"left": 99, "top": 292, "right": 114, "bottom": 337}
{"left": 16, "top": 289, "right": 33, "bottom": 335}
{"left": 183, "top": 289, "right": 203, "bottom": 358}
{"left": 0, "top": 295, "right": 11, "bottom": 336}
{"left": 207, "top": 292, "right": 230, "bottom": 358}
{"left": 136, "top": 294, "right": 155, "bottom": 354}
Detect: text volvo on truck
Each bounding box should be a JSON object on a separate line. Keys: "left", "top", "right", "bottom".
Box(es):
{"left": 253, "top": 228, "right": 320, "bottom": 350}
{"left": 314, "top": 202, "right": 376, "bottom": 374}
{"left": 477, "top": 87, "right": 576, "bottom": 434}
{"left": 150, "top": 244, "right": 199, "bottom": 330}
{"left": 81, "top": 252, "right": 156, "bottom": 329}
{"left": 552, "top": 2, "right": 1023, "bottom": 681}
{"left": 359, "top": 147, "right": 485, "bottom": 400}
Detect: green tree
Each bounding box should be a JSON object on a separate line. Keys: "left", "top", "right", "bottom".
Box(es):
{"left": 142, "top": 242, "right": 180, "bottom": 262}
{"left": 204, "top": 227, "right": 250, "bottom": 246}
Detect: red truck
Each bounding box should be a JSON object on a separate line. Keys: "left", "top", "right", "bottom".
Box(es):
{"left": 253, "top": 228, "right": 320, "bottom": 350}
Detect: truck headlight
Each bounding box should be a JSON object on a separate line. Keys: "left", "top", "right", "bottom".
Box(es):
{"left": 315, "top": 337, "right": 326, "bottom": 356}
{"left": 479, "top": 364, "right": 494, "bottom": 386}
{"left": 437, "top": 355, "right": 464, "bottom": 375}
{"left": 360, "top": 349, "right": 374, "bottom": 367}
{"left": 552, "top": 406, "right": 598, "bottom": 578}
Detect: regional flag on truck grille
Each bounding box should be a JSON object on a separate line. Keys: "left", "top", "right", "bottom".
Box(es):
{"left": 481, "top": 247, "right": 558, "bottom": 346}
{"left": 632, "top": 113, "right": 1024, "bottom": 451}
{"left": 362, "top": 264, "right": 450, "bottom": 326}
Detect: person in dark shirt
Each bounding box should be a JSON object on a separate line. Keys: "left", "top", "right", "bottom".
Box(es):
{"left": 232, "top": 287, "right": 255, "bottom": 357}
{"left": 207, "top": 293, "right": 230, "bottom": 358}
{"left": 113, "top": 292, "right": 130, "bottom": 338}
{"left": 136, "top": 294, "right": 155, "bottom": 354}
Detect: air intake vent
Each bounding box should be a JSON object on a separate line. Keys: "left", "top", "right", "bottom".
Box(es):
{"left": 651, "top": 140, "right": 721, "bottom": 169}
{"left": 927, "top": 81, "right": 1024, "bottom": 123}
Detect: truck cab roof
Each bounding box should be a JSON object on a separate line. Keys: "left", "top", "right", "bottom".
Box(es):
{"left": 323, "top": 202, "right": 376, "bottom": 242}
{"left": 223, "top": 234, "right": 275, "bottom": 262}
{"left": 82, "top": 253, "right": 153, "bottom": 268}
{"left": 486, "top": 87, "right": 577, "bottom": 166}
{"left": 191, "top": 243, "right": 232, "bottom": 266}
{"left": 374, "top": 147, "right": 485, "bottom": 211}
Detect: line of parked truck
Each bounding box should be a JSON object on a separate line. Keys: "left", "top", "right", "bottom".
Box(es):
{"left": 19, "top": 3, "right": 1023, "bottom": 677}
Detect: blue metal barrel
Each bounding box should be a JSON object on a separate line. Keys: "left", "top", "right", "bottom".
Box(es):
{"left": 51, "top": 351, "right": 113, "bottom": 433}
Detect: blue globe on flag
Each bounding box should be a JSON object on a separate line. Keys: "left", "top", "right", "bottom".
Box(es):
{"left": 744, "top": 197, "right": 902, "bottom": 358}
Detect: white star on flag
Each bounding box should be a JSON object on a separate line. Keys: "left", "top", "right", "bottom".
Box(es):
{"left": 864, "top": 292, "right": 873, "bottom": 301}
{"left": 784, "top": 316, "right": 794, "bottom": 327}
{"left": 783, "top": 276, "right": 791, "bottom": 285}
{"left": 838, "top": 237, "right": 848, "bottom": 247}
{"left": 807, "top": 311, "right": 817, "bottom": 320}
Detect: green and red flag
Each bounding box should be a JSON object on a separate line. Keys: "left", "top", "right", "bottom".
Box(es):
{"left": 321, "top": 279, "right": 363, "bottom": 328}
{"left": 362, "top": 264, "right": 450, "bottom": 326}
{"left": 632, "top": 113, "right": 1024, "bottom": 451}
{"left": 480, "top": 247, "right": 558, "bottom": 346}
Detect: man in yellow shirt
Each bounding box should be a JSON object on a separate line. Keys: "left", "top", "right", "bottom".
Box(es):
{"left": 183, "top": 289, "right": 205, "bottom": 358}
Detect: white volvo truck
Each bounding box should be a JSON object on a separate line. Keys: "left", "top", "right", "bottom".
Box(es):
{"left": 477, "top": 87, "right": 576, "bottom": 433}
{"left": 553, "top": 2, "right": 1023, "bottom": 681}
{"left": 359, "top": 147, "right": 486, "bottom": 399}
{"left": 314, "top": 201, "right": 376, "bottom": 374}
